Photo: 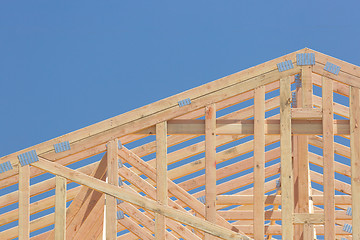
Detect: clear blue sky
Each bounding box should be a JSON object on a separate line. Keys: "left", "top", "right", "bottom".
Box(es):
{"left": 0, "top": 1, "right": 359, "bottom": 238}
{"left": 1, "top": 1, "right": 359, "bottom": 156}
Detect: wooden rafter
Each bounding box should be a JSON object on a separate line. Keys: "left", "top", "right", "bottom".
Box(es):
{"left": 2, "top": 49, "right": 360, "bottom": 240}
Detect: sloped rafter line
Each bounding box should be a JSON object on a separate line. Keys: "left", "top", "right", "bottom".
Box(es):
{"left": 119, "top": 173, "right": 201, "bottom": 240}
{"left": 313, "top": 94, "right": 349, "bottom": 119}
{"left": 0, "top": 86, "right": 282, "bottom": 226}
{"left": 29, "top": 157, "right": 251, "bottom": 240}
{"left": 310, "top": 170, "right": 351, "bottom": 195}
{"left": 116, "top": 91, "right": 281, "bottom": 177}
{"left": 0, "top": 134, "right": 143, "bottom": 189}
{"left": 168, "top": 135, "right": 280, "bottom": 181}
{"left": 116, "top": 216, "right": 154, "bottom": 240}
{"left": 0, "top": 60, "right": 299, "bottom": 179}
{"left": 0, "top": 79, "right": 281, "bottom": 191}
{"left": 309, "top": 151, "right": 351, "bottom": 177}
{"left": 179, "top": 147, "right": 280, "bottom": 194}
{"left": 117, "top": 147, "right": 248, "bottom": 236}
{"left": 308, "top": 48, "right": 360, "bottom": 83}
{"left": 190, "top": 163, "right": 280, "bottom": 203}
{"left": 312, "top": 73, "right": 349, "bottom": 97}
{"left": 309, "top": 135, "right": 350, "bottom": 159}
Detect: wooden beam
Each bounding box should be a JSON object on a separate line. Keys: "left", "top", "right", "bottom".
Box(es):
{"left": 291, "top": 108, "right": 322, "bottom": 119}
{"left": 293, "top": 213, "right": 325, "bottom": 225}
{"left": 280, "top": 76, "right": 293, "bottom": 238}
{"left": 350, "top": 86, "right": 360, "bottom": 239}
{"left": 253, "top": 86, "right": 265, "bottom": 240}
{"left": 297, "top": 66, "right": 314, "bottom": 239}
{"left": 30, "top": 158, "right": 251, "bottom": 240}
{"left": 205, "top": 103, "right": 217, "bottom": 240}
{"left": 18, "top": 165, "right": 30, "bottom": 240}
{"left": 216, "top": 195, "right": 352, "bottom": 205}
{"left": 155, "top": 121, "right": 168, "bottom": 239}
{"left": 323, "top": 76, "right": 335, "bottom": 239}
{"left": 135, "top": 119, "right": 351, "bottom": 135}
{"left": 106, "top": 139, "right": 118, "bottom": 240}
{"left": 54, "top": 176, "right": 67, "bottom": 240}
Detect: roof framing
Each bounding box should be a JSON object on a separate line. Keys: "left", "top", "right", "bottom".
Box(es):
{"left": 1, "top": 48, "right": 359, "bottom": 239}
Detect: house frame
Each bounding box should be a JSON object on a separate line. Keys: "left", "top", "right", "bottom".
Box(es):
{"left": 0, "top": 48, "right": 359, "bottom": 239}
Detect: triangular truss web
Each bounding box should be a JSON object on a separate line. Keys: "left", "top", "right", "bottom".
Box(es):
{"left": 0, "top": 48, "right": 359, "bottom": 240}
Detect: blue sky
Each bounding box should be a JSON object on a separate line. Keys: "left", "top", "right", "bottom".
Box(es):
{"left": 0, "top": 1, "right": 359, "bottom": 238}
{"left": 1, "top": 1, "right": 359, "bottom": 156}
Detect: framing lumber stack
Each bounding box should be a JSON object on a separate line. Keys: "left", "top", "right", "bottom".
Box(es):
{"left": 0, "top": 48, "right": 358, "bottom": 239}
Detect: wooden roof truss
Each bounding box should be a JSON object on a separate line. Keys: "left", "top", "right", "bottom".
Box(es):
{"left": 0, "top": 48, "right": 359, "bottom": 239}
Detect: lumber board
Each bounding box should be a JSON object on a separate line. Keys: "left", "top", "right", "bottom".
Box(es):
{"left": 155, "top": 121, "right": 168, "bottom": 239}
{"left": 297, "top": 66, "right": 314, "bottom": 239}
{"left": 136, "top": 119, "right": 351, "bottom": 135}
{"left": 18, "top": 164, "right": 30, "bottom": 240}
{"left": 106, "top": 139, "right": 118, "bottom": 240}
{"left": 323, "top": 76, "right": 335, "bottom": 239}
{"left": 280, "top": 76, "right": 293, "bottom": 238}
{"left": 253, "top": 86, "right": 265, "bottom": 240}
{"left": 54, "top": 175, "right": 67, "bottom": 240}
{"left": 350, "top": 86, "right": 360, "bottom": 239}
{"left": 205, "top": 103, "right": 217, "bottom": 240}
{"left": 216, "top": 195, "right": 352, "bottom": 205}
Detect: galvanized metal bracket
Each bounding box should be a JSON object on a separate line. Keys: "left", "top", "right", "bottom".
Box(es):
{"left": 18, "top": 150, "right": 39, "bottom": 167}
{"left": 118, "top": 158, "right": 123, "bottom": 168}
{"left": 197, "top": 196, "right": 205, "bottom": 204}
{"left": 178, "top": 98, "right": 191, "bottom": 107}
{"left": 295, "top": 74, "right": 301, "bottom": 88}
{"left": 54, "top": 141, "right": 71, "bottom": 153}
{"left": 343, "top": 223, "right": 352, "bottom": 234}
{"left": 296, "top": 53, "right": 315, "bottom": 66}
{"left": 346, "top": 207, "right": 352, "bottom": 216}
{"left": 291, "top": 92, "right": 297, "bottom": 108}
{"left": 116, "top": 210, "right": 125, "bottom": 220}
{"left": 0, "top": 161, "right": 13, "bottom": 173}
{"left": 118, "top": 140, "right": 123, "bottom": 150}
{"left": 277, "top": 60, "right": 294, "bottom": 72}
{"left": 324, "top": 61, "right": 341, "bottom": 75}
{"left": 118, "top": 177, "right": 123, "bottom": 186}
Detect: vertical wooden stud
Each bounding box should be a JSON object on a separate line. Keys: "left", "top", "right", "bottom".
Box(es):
{"left": 350, "top": 86, "right": 360, "bottom": 239}
{"left": 254, "top": 86, "right": 265, "bottom": 240}
{"left": 55, "top": 175, "right": 67, "bottom": 240}
{"left": 322, "top": 76, "right": 335, "bottom": 239}
{"left": 18, "top": 165, "right": 30, "bottom": 240}
{"left": 205, "top": 103, "right": 216, "bottom": 240}
{"left": 280, "top": 77, "right": 294, "bottom": 238}
{"left": 106, "top": 139, "right": 118, "bottom": 240}
{"left": 155, "top": 121, "right": 168, "bottom": 239}
{"left": 296, "top": 66, "right": 315, "bottom": 239}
